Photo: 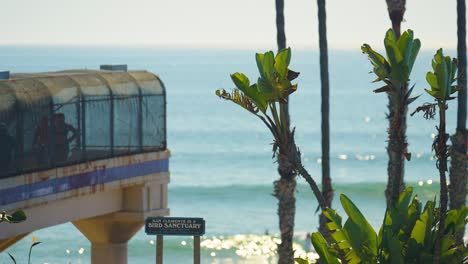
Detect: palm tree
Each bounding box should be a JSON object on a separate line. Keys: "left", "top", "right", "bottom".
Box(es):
{"left": 273, "top": 1, "right": 297, "bottom": 262}
{"left": 317, "top": 0, "right": 333, "bottom": 238}
{"left": 385, "top": 0, "right": 406, "bottom": 39}
{"left": 415, "top": 49, "right": 458, "bottom": 264}
{"left": 384, "top": 0, "right": 408, "bottom": 207}
{"left": 216, "top": 49, "right": 328, "bottom": 264}
{"left": 362, "top": 29, "right": 420, "bottom": 208}
{"left": 449, "top": 0, "right": 467, "bottom": 245}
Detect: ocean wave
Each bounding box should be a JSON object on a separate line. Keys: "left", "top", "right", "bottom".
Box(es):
{"left": 170, "top": 182, "right": 439, "bottom": 198}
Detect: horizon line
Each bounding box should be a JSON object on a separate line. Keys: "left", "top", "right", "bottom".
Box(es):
{"left": 0, "top": 43, "right": 457, "bottom": 52}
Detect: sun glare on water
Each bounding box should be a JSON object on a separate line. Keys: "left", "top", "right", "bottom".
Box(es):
{"left": 200, "top": 235, "right": 319, "bottom": 262}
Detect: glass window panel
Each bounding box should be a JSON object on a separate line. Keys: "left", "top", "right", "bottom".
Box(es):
{"left": 84, "top": 100, "right": 111, "bottom": 160}
{"left": 50, "top": 103, "right": 80, "bottom": 166}
{"left": 114, "top": 96, "right": 139, "bottom": 155}
{"left": 0, "top": 111, "right": 17, "bottom": 177}
{"left": 22, "top": 105, "right": 51, "bottom": 171}
{"left": 142, "top": 95, "right": 165, "bottom": 150}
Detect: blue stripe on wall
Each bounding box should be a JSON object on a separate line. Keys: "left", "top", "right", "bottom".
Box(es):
{"left": 0, "top": 158, "right": 169, "bottom": 206}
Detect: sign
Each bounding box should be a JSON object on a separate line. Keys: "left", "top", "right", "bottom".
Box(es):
{"left": 145, "top": 217, "right": 205, "bottom": 236}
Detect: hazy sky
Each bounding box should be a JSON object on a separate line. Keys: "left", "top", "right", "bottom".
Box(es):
{"left": 0, "top": 0, "right": 458, "bottom": 50}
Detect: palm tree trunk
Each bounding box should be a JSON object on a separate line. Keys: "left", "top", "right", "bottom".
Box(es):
{"left": 386, "top": 93, "right": 408, "bottom": 207}
{"left": 273, "top": 130, "right": 333, "bottom": 263}
{"left": 317, "top": 0, "right": 333, "bottom": 238}
{"left": 450, "top": 0, "right": 467, "bottom": 246}
{"left": 275, "top": 151, "right": 296, "bottom": 264}
{"left": 275, "top": 0, "right": 290, "bottom": 129}
{"left": 434, "top": 106, "right": 449, "bottom": 264}
{"left": 275, "top": 2, "right": 296, "bottom": 263}
{"left": 385, "top": 0, "right": 406, "bottom": 38}
{"left": 276, "top": 0, "right": 286, "bottom": 50}
{"left": 449, "top": 131, "right": 467, "bottom": 244}
{"left": 456, "top": 0, "right": 467, "bottom": 130}
{"left": 384, "top": 0, "right": 407, "bottom": 207}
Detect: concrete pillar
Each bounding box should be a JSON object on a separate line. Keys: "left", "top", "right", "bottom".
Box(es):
{"left": 92, "top": 243, "right": 128, "bottom": 263}
{"left": 73, "top": 213, "right": 143, "bottom": 264}
{"left": 72, "top": 183, "right": 169, "bottom": 264}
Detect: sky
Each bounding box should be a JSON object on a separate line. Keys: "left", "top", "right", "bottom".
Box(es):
{"left": 0, "top": 0, "right": 459, "bottom": 50}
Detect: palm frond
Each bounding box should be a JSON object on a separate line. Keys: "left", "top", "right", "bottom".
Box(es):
{"left": 215, "top": 89, "right": 258, "bottom": 114}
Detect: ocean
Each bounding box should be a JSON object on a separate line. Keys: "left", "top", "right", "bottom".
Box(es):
{"left": 0, "top": 46, "right": 459, "bottom": 263}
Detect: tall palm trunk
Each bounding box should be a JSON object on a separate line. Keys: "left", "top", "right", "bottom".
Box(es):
{"left": 434, "top": 106, "right": 449, "bottom": 264}
{"left": 275, "top": 1, "right": 295, "bottom": 263}
{"left": 275, "top": 0, "right": 289, "bottom": 129}
{"left": 385, "top": 0, "right": 407, "bottom": 207}
{"left": 450, "top": 0, "right": 467, "bottom": 245}
{"left": 276, "top": 0, "right": 286, "bottom": 50}
{"left": 386, "top": 90, "right": 409, "bottom": 207}
{"left": 317, "top": 0, "right": 333, "bottom": 238}
{"left": 275, "top": 153, "right": 296, "bottom": 264}
{"left": 385, "top": 0, "right": 406, "bottom": 38}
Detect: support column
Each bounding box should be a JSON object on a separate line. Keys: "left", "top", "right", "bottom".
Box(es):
{"left": 73, "top": 213, "right": 143, "bottom": 264}
{"left": 72, "top": 182, "right": 168, "bottom": 264}
{"left": 91, "top": 242, "right": 128, "bottom": 263}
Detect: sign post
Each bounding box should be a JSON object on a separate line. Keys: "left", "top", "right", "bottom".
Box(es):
{"left": 194, "top": 236, "right": 200, "bottom": 264}
{"left": 156, "top": 235, "right": 163, "bottom": 264}
{"left": 145, "top": 217, "right": 205, "bottom": 264}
